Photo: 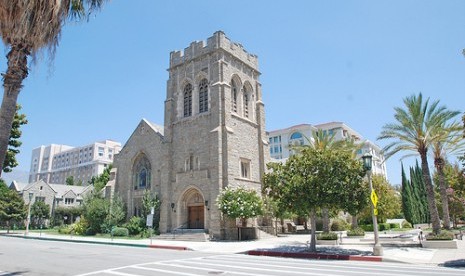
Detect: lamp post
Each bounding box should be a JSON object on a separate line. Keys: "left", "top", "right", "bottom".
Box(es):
{"left": 25, "top": 192, "right": 34, "bottom": 236}
{"left": 362, "top": 153, "right": 383, "bottom": 256}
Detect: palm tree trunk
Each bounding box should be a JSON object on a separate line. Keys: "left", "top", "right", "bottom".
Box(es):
{"left": 435, "top": 158, "right": 451, "bottom": 230}
{"left": 420, "top": 154, "right": 441, "bottom": 234}
{"left": 0, "top": 40, "right": 30, "bottom": 176}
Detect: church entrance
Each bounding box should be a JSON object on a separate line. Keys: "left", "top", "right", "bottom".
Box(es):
{"left": 188, "top": 206, "right": 204, "bottom": 229}
{"left": 181, "top": 188, "right": 205, "bottom": 229}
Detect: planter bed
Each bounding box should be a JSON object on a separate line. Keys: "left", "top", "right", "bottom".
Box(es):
{"left": 422, "top": 240, "right": 458, "bottom": 249}
{"left": 316, "top": 239, "right": 339, "bottom": 245}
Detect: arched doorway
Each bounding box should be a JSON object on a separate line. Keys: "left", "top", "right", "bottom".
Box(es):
{"left": 181, "top": 188, "right": 205, "bottom": 229}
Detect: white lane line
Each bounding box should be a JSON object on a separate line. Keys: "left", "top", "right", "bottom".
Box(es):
{"left": 137, "top": 263, "right": 271, "bottom": 276}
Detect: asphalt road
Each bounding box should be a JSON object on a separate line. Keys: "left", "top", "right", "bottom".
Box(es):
{"left": 1, "top": 236, "right": 464, "bottom": 276}
{"left": 0, "top": 236, "right": 213, "bottom": 275}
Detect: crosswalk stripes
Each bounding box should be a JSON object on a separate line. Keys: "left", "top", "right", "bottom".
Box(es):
{"left": 77, "top": 254, "right": 465, "bottom": 276}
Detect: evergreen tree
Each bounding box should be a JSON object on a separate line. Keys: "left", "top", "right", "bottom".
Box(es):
{"left": 410, "top": 162, "right": 430, "bottom": 223}
{"left": 401, "top": 165, "right": 417, "bottom": 224}
{"left": 0, "top": 179, "right": 26, "bottom": 232}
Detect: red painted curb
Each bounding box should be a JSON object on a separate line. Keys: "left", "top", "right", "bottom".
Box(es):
{"left": 148, "top": 244, "right": 189, "bottom": 251}
{"left": 247, "top": 250, "right": 382, "bottom": 262}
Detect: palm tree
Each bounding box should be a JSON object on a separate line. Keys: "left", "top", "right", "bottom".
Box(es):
{"left": 378, "top": 93, "right": 460, "bottom": 234}
{"left": 431, "top": 121, "right": 464, "bottom": 230}
{"left": 0, "top": 0, "right": 107, "bottom": 176}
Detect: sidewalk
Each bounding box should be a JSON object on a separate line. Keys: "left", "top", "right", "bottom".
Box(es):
{"left": 2, "top": 230, "right": 464, "bottom": 267}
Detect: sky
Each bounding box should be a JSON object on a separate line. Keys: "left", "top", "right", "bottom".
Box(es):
{"left": 1, "top": 0, "right": 464, "bottom": 185}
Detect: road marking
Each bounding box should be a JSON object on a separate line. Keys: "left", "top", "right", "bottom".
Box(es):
{"left": 137, "top": 263, "right": 271, "bottom": 276}
{"left": 75, "top": 254, "right": 465, "bottom": 276}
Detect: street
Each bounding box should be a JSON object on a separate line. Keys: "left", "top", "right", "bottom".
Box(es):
{"left": 1, "top": 236, "right": 464, "bottom": 276}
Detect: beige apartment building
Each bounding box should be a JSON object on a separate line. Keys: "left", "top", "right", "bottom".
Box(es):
{"left": 29, "top": 140, "right": 121, "bottom": 184}
{"left": 268, "top": 122, "right": 388, "bottom": 178}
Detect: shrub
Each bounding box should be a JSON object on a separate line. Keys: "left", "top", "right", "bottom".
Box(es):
{"left": 85, "top": 227, "right": 97, "bottom": 236}
{"left": 111, "top": 227, "right": 129, "bottom": 237}
{"left": 360, "top": 224, "right": 374, "bottom": 232}
{"left": 73, "top": 218, "right": 89, "bottom": 236}
{"left": 426, "top": 231, "right": 454, "bottom": 241}
{"left": 58, "top": 225, "right": 73, "bottom": 234}
{"left": 317, "top": 232, "right": 338, "bottom": 240}
{"left": 389, "top": 223, "right": 400, "bottom": 229}
{"left": 330, "top": 218, "right": 349, "bottom": 231}
{"left": 347, "top": 227, "right": 365, "bottom": 237}
{"left": 379, "top": 223, "right": 391, "bottom": 231}
{"left": 124, "top": 216, "right": 145, "bottom": 236}
{"left": 402, "top": 221, "right": 413, "bottom": 229}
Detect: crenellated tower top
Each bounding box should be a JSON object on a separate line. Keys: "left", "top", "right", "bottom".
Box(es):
{"left": 169, "top": 31, "right": 259, "bottom": 70}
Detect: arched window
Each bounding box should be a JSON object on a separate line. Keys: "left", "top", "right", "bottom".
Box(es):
{"left": 133, "top": 154, "right": 151, "bottom": 190}
{"left": 183, "top": 83, "right": 193, "bottom": 117}
{"left": 199, "top": 79, "right": 208, "bottom": 113}
{"left": 290, "top": 132, "right": 304, "bottom": 146}
{"left": 139, "top": 168, "right": 147, "bottom": 188}
{"left": 231, "top": 79, "right": 238, "bottom": 113}
{"left": 243, "top": 86, "right": 249, "bottom": 118}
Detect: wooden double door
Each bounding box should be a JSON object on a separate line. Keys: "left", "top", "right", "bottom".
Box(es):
{"left": 188, "top": 206, "right": 205, "bottom": 229}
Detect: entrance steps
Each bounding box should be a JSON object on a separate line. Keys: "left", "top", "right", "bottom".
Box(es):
{"left": 155, "top": 229, "right": 208, "bottom": 242}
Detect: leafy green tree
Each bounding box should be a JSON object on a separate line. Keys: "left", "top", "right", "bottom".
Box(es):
{"left": 3, "top": 105, "right": 27, "bottom": 173}
{"left": 442, "top": 163, "right": 465, "bottom": 227}
{"left": 66, "top": 176, "right": 75, "bottom": 186}
{"left": 378, "top": 93, "right": 460, "bottom": 234}
{"left": 82, "top": 192, "right": 108, "bottom": 234}
{"left": 265, "top": 147, "right": 365, "bottom": 251}
{"left": 263, "top": 162, "right": 295, "bottom": 234}
{"left": 359, "top": 175, "right": 401, "bottom": 224}
{"left": 0, "top": 0, "right": 107, "bottom": 176}
{"left": 217, "top": 186, "right": 264, "bottom": 227}
{"left": 291, "top": 130, "right": 365, "bottom": 232}
{"left": 89, "top": 165, "right": 112, "bottom": 192}
{"left": 0, "top": 179, "right": 26, "bottom": 232}
{"left": 30, "top": 201, "right": 50, "bottom": 227}
{"left": 102, "top": 195, "right": 126, "bottom": 233}
{"left": 141, "top": 190, "right": 161, "bottom": 229}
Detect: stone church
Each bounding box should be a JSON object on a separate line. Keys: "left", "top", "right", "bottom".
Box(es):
{"left": 114, "top": 31, "right": 270, "bottom": 239}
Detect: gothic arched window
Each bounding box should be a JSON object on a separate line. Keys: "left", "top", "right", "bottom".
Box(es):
{"left": 199, "top": 79, "right": 208, "bottom": 113}
{"left": 231, "top": 79, "right": 238, "bottom": 113}
{"left": 133, "top": 155, "right": 151, "bottom": 190}
{"left": 243, "top": 85, "right": 249, "bottom": 118}
{"left": 183, "top": 83, "right": 193, "bottom": 117}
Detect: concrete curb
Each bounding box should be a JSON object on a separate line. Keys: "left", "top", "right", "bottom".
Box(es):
{"left": 1, "top": 233, "right": 191, "bottom": 251}
{"left": 247, "top": 250, "right": 383, "bottom": 262}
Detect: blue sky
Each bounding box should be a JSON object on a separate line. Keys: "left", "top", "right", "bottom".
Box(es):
{"left": 1, "top": 0, "right": 464, "bottom": 185}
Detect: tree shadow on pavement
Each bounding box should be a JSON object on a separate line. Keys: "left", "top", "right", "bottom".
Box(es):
{"left": 440, "top": 259, "right": 465, "bottom": 269}
{"left": 254, "top": 245, "right": 373, "bottom": 256}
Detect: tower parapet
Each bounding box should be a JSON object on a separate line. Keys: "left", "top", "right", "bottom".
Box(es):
{"left": 169, "top": 31, "right": 259, "bottom": 70}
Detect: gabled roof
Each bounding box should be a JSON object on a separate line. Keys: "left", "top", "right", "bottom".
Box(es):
{"left": 49, "top": 184, "right": 92, "bottom": 199}
{"left": 10, "top": 179, "right": 93, "bottom": 200}
{"left": 142, "top": 118, "right": 164, "bottom": 136}
{"left": 9, "top": 180, "right": 30, "bottom": 191}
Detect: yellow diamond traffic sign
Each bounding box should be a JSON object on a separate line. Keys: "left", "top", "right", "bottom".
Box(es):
{"left": 374, "top": 208, "right": 378, "bottom": 216}
{"left": 371, "top": 190, "right": 378, "bottom": 207}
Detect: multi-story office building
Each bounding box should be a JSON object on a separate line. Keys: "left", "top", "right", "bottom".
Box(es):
{"left": 267, "top": 122, "right": 387, "bottom": 178}
{"left": 29, "top": 140, "right": 122, "bottom": 184}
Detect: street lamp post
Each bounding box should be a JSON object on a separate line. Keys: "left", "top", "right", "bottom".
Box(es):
{"left": 25, "top": 192, "right": 34, "bottom": 236}
{"left": 362, "top": 153, "right": 383, "bottom": 256}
